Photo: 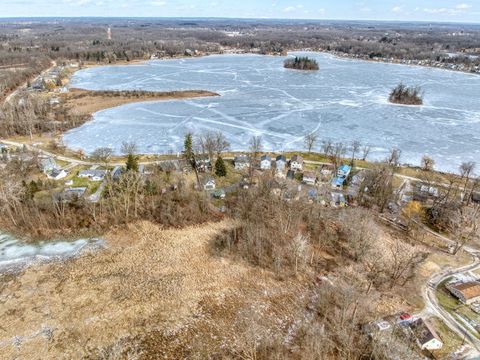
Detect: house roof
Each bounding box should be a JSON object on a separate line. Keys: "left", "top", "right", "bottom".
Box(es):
{"left": 203, "top": 177, "right": 216, "bottom": 185}
{"left": 291, "top": 155, "right": 304, "bottom": 163}
{"left": 276, "top": 155, "right": 286, "bottom": 162}
{"left": 303, "top": 171, "right": 316, "bottom": 179}
{"left": 50, "top": 169, "right": 66, "bottom": 178}
{"left": 332, "top": 177, "right": 345, "bottom": 187}
{"left": 79, "top": 169, "right": 107, "bottom": 177}
{"left": 449, "top": 281, "right": 480, "bottom": 300}
{"left": 409, "top": 318, "right": 441, "bottom": 346}
{"left": 261, "top": 155, "right": 271, "bottom": 161}
{"left": 40, "top": 157, "right": 57, "bottom": 170}
{"left": 338, "top": 164, "right": 351, "bottom": 173}
{"left": 234, "top": 155, "right": 250, "bottom": 163}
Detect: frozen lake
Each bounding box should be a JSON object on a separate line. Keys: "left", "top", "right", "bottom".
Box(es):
{"left": 0, "top": 232, "right": 102, "bottom": 272}
{"left": 65, "top": 52, "right": 480, "bottom": 172}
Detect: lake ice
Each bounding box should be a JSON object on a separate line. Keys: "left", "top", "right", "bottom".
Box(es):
{"left": 0, "top": 232, "right": 102, "bottom": 271}
{"left": 64, "top": 52, "right": 480, "bottom": 172}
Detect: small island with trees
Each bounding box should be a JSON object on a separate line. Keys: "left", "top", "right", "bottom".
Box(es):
{"left": 389, "top": 83, "right": 423, "bottom": 105}
{"left": 284, "top": 56, "right": 319, "bottom": 71}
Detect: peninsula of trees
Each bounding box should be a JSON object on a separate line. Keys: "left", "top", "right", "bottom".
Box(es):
{"left": 284, "top": 56, "right": 319, "bottom": 71}
{"left": 389, "top": 84, "right": 423, "bottom": 105}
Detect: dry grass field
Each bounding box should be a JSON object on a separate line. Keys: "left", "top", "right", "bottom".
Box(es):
{"left": 62, "top": 89, "right": 218, "bottom": 118}
{"left": 0, "top": 220, "right": 307, "bottom": 358}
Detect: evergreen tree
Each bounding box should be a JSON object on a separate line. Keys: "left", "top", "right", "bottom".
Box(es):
{"left": 215, "top": 156, "right": 227, "bottom": 177}
{"left": 183, "top": 132, "right": 194, "bottom": 163}
{"left": 126, "top": 153, "right": 139, "bottom": 172}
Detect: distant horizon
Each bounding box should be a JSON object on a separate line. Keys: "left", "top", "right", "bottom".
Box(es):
{"left": 0, "top": 16, "right": 479, "bottom": 26}
{"left": 1, "top": 0, "right": 479, "bottom": 24}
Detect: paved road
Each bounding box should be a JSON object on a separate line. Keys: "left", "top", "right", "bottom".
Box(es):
{"left": 4, "top": 61, "right": 56, "bottom": 103}
{"left": 418, "top": 223, "right": 480, "bottom": 357}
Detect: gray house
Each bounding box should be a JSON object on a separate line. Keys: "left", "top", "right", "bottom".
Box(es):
{"left": 260, "top": 155, "right": 272, "bottom": 170}
{"left": 275, "top": 155, "right": 287, "bottom": 172}
{"left": 203, "top": 177, "right": 216, "bottom": 190}
{"left": 78, "top": 169, "right": 108, "bottom": 181}
{"left": 234, "top": 155, "right": 250, "bottom": 170}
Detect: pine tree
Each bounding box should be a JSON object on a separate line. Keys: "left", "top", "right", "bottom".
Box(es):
{"left": 215, "top": 156, "right": 227, "bottom": 177}
{"left": 126, "top": 153, "right": 139, "bottom": 172}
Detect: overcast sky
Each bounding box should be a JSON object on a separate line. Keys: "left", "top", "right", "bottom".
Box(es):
{"left": 1, "top": 0, "right": 479, "bottom": 23}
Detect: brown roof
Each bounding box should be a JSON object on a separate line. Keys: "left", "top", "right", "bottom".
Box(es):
{"left": 450, "top": 281, "right": 480, "bottom": 300}
{"left": 409, "top": 318, "right": 441, "bottom": 345}
{"left": 291, "top": 155, "right": 304, "bottom": 163}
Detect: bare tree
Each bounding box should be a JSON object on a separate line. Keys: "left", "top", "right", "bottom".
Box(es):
{"left": 386, "top": 148, "right": 401, "bottom": 169}
{"left": 214, "top": 131, "right": 230, "bottom": 157}
{"left": 460, "top": 161, "right": 476, "bottom": 202}
{"left": 350, "top": 140, "right": 361, "bottom": 166}
{"left": 248, "top": 135, "right": 262, "bottom": 180}
{"left": 420, "top": 155, "right": 435, "bottom": 171}
{"left": 321, "top": 139, "right": 333, "bottom": 156}
{"left": 120, "top": 141, "right": 138, "bottom": 156}
{"left": 91, "top": 147, "right": 113, "bottom": 167}
{"left": 304, "top": 131, "right": 318, "bottom": 153}
{"left": 361, "top": 144, "right": 371, "bottom": 161}
{"left": 328, "top": 142, "right": 346, "bottom": 171}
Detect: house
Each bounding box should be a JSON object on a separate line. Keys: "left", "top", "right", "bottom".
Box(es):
{"left": 331, "top": 192, "right": 347, "bottom": 207}
{"left": 203, "top": 177, "right": 216, "bottom": 191}
{"left": 78, "top": 169, "right": 108, "bottom": 181}
{"left": 55, "top": 187, "right": 87, "bottom": 202}
{"left": 40, "top": 157, "right": 58, "bottom": 173}
{"left": 337, "top": 164, "right": 352, "bottom": 178}
{"left": 195, "top": 154, "right": 211, "bottom": 172}
{"left": 290, "top": 155, "right": 304, "bottom": 171}
{"left": 275, "top": 155, "right": 287, "bottom": 172}
{"left": 331, "top": 176, "right": 345, "bottom": 189}
{"left": 303, "top": 171, "right": 316, "bottom": 185}
{"left": 286, "top": 169, "right": 295, "bottom": 180}
{"left": 234, "top": 155, "right": 250, "bottom": 170}
{"left": 409, "top": 318, "right": 443, "bottom": 350}
{"left": 260, "top": 155, "right": 272, "bottom": 170}
{"left": 213, "top": 189, "right": 226, "bottom": 199}
{"left": 446, "top": 281, "right": 480, "bottom": 305}
{"left": 414, "top": 183, "right": 439, "bottom": 201}
{"left": 48, "top": 168, "right": 68, "bottom": 180}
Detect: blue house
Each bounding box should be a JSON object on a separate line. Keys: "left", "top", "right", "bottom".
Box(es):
{"left": 331, "top": 177, "right": 345, "bottom": 189}
{"left": 337, "top": 165, "right": 352, "bottom": 179}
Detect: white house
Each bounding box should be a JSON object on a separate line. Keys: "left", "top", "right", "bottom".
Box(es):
{"left": 446, "top": 281, "right": 480, "bottom": 305}
{"left": 203, "top": 177, "right": 216, "bottom": 191}
{"left": 48, "top": 168, "right": 68, "bottom": 180}
{"left": 78, "top": 169, "right": 108, "bottom": 181}
{"left": 275, "top": 155, "right": 287, "bottom": 172}
{"left": 290, "top": 155, "right": 304, "bottom": 171}
{"left": 234, "top": 155, "right": 250, "bottom": 170}
{"left": 409, "top": 318, "right": 443, "bottom": 351}
{"left": 260, "top": 155, "right": 272, "bottom": 170}
{"left": 303, "top": 171, "right": 316, "bottom": 185}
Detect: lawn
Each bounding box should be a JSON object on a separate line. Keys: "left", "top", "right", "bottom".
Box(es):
{"left": 436, "top": 279, "right": 480, "bottom": 339}
{"left": 429, "top": 316, "right": 464, "bottom": 358}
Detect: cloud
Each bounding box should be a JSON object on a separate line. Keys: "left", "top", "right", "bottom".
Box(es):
{"left": 391, "top": 6, "right": 402, "bottom": 13}
{"left": 283, "top": 4, "right": 304, "bottom": 13}
{"left": 150, "top": 0, "right": 166, "bottom": 6}
{"left": 423, "top": 3, "right": 472, "bottom": 15}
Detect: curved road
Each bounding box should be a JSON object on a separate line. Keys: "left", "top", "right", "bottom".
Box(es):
{"left": 420, "top": 223, "right": 480, "bottom": 357}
